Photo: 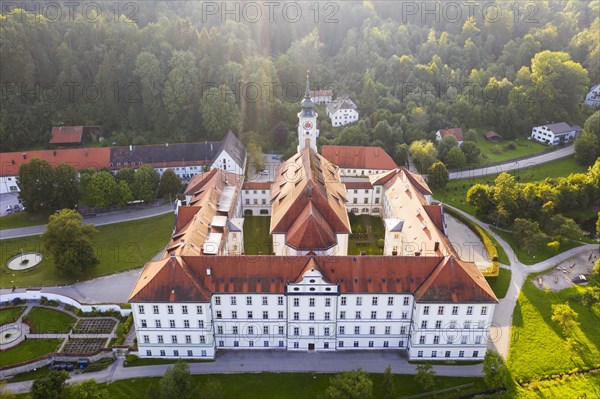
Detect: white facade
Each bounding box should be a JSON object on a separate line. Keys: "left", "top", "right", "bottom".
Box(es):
{"left": 329, "top": 108, "right": 359, "bottom": 127}
{"left": 297, "top": 111, "right": 320, "bottom": 152}
{"left": 585, "top": 84, "right": 600, "bottom": 108}
{"left": 345, "top": 185, "right": 382, "bottom": 216}
{"left": 242, "top": 188, "right": 271, "bottom": 216}
{"left": 0, "top": 176, "right": 19, "bottom": 194}
{"left": 339, "top": 168, "right": 390, "bottom": 177}
{"left": 272, "top": 233, "right": 349, "bottom": 256}
{"left": 530, "top": 124, "right": 579, "bottom": 146}
{"left": 408, "top": 302, "right": 495, "bottom": 360}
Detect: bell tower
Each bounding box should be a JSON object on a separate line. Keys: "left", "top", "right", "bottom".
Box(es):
{"left": 297, "top": 72, "right": 319, "bottom": 152}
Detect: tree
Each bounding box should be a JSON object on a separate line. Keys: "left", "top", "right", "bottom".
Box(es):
{"left": 464, "top": 129, "right": 479, "bottom": 142}
{"left": 52, "top": 164, "right": 80, "bottom": 210}
{"left": 574, "top": 130, "right": 600, "bottom": 167}
{"left": 394, "top": 143, "right": 410, "bottom": 167}
{"left": 483, "top": 350, "right": 510, "bottom": 389}
{"left": 65, "top": 380, "right": 109, "bottom": 399}
{"left": 160, "top": 361, "right": 193, "bottom": 399}
{"left": 18, "top": 158, "right": 55, "bottom": 212}
{"left": 42, "top": 209, "right": 99, "bottom": 276}
{"left": 132, "top": 165, "right": 160, "bottom": 202}
{"left": 467, "top": 184, "right": 496, "bottom": 220}
{"left": 513, "top": 218, "right": 547, "bottom": 254}
{"left": 445, "top": 147, "right": 466, "bottom": 170}
{"left": 200, "top": 85, "right": 241, "bottom": 139}
{"left": 115, "top": 167, "right": 136, "bottom": 187}
{"left": 81, "top": 171, "right": 118, "bottom": 209}
{"left": 31, "top": 370, "right": 70, "bottom": 399}
{"left": 427, "top": 162, "right": 449, "bottom": 189}
{"left": 158, "top": 169, "right": 182, "bottom": 199}
{"left": 414, "top": 363, "right": 436, "bottom": 391}
{"left": 580, "top": 287, "right": 600, "bottom": 310}
{"left": 381, "top": 365, "right": 395, "bottom": 399}
{"left": 247, "top": 140, "right": 265, "bottom": 172}
{"left": 324, "top": 369, "right": 373, "bottom": 399}
{"left": 409, "top": 140, "right": 437, "bottom": 173}
{"left": 460, "top": 141, "right": 481, "bottom": 165}
{"left": 436, "top": 135, "right": 458, "bottom": 163}
{"left": 551, "top": 303, "right": 579, "bottom": 335}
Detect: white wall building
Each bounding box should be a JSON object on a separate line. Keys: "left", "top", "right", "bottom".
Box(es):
{"left": 327, "top": 96, "right": 359, "bottom": 127}
{"left": 530, "top": 122, "right": 581, "bottom": 146}
{"left": 310, "top": 89, "right": 333, "bottom": 105}
{"left": 585, "top": 84, "right": 600, "bottom": 108}
{"left": 241, "top": 182, "right": 271, "bottom": 216}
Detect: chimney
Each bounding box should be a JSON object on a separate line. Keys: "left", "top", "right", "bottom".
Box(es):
{"left": 206, "top": 268, "right": 211, "bottom": 276}
{"left": 414, "top": 251, "right": 421, "bottom": 256}
{"left": 434, "top": 241, "right": 440, "bottom": 251}
{"left": 392, "top": 250, "right": 397, "bottom": 256}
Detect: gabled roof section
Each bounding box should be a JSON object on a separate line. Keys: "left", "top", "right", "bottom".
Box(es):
{"left": 184, "top": 169, "right": 218, "bottom": 196}
{"left": 327, "top": 96, "right": 357, "bottom": 114}
{"left": 541, "top": 122, "right": 573, "bottom": 134}
{"left": 50, "top": 126, "right": 83, "bottom": 144}
{"left": 110, "top": 142, "right": 218, "bottom": 169}
{"left": 270, "top": 148, "right": 351, "bottom": 246}
{"left": 438, "top": 128, "right": 464, "bottom": 141}
{"left": 385, "top": 218, "right": 404, "bottom": 232}
{"left": 293, "top": 257, "right": 325, "bottom": 283}
{"left": 423, "top": 205, "right": 445, "bottom": 233}
{"left": 0, "top": 148, "right": 110, "bottom": 177}
{"left": 415, "top": 257, "right": 497, "bottom": 303}
{"left": 216, "top": 131, "right": 246, "bottom": 169}
{"left": 286, "top": 203, "right": 337, "bottom": 250}
{"left": 322, "top": 145, "right": 397, "bottom": 170}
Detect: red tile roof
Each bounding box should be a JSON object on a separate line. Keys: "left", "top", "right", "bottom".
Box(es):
{"left": 423, "top": 205, "right": 444, "bottom": 232}
{"left": 286, "top": 202, "right": 337, "bottom": 250}
{"left": 0, "top": 148, "right": 110, "bottom": 177}
{"left": 344, "top": 181, "right": 373, "bottom": 189}
{"left": 129, "top": 255, "right": 497, "bottom": 304}
{"left": 438, "top": 128, "right": 464, "bottom": 141}
{"left": 322, "top": 146, "right": 397, "bottom": 170}
{"left": 270, "top": 148, "right": 350, "bottom": 250}
{"left": 242, "top": 181, "right": 271, "bottom": 190}
{"left": 49, "top": 126, "right": 84, "bottom": 144}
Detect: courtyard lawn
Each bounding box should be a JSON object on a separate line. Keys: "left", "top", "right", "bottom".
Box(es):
{"left": 0, "top": 306, "right": 25, "bottom": 326}
{"left": 507, "top": 274, "right": 600, "bottom": 384}
{"left": 433, "top": 157, "right": 589, "bottom": 216}
{"left": 94, "top": 373, "right": 487, "bottom": 399}
{"left": 475, "top": 133, "right": 548, "bottom": 164}
{"left": 0, "top": 339, "right": 62, "bottom": 367}
{"left": 0, "top": 213, "right": 173, "bottom": 288}
{"left": 23, "top": 307, "right": 75, "bottom": 333}
{"left": 485, "top": 268, "right": 511, "bottom": 299}
{"left": 490, "top": 227, "right": 583, "bottom": 265}
{"left": 0, "top": 211, "right": 51, "bottom": 230}
{"left": 348, "top": 214, "right": 385, "bottom": 255}
{"left": 243, "top": 216, "right": 272, "bottom": 255}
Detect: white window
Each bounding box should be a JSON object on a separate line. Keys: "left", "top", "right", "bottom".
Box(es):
{"left": 387, "top": 297, "right": 394, "bottom": 306}
{"left": 246, "top": 296, "right": 252, "bottom": 305}
{"left": 230, "top": 297, "right": 236, "bottom": 305}
{"left": 309, "top": 298, "right": 315, "bottom": 307}
{"left": 196, "top": 305, "right": 203, "bottom": 314}
{"left": 262, "top": 296, "right": 268, "bottom": 305}
{"left": 138, "top": 305, "right": 145, "bottom": 314}
{"left": 172, "top": 335, "right": 178, "bottom": 344}
{"left": 293, "top": 298, "right": 299, "bottom": 307}
{"left": 339, "top": 326, "right": 345, "bottom": 334}
{"left": 467, "top": 306, "right": 473, "bottom": 315}
{"left": 181, "top": 305, "right": 188, "bottom": 314}
{"left": 263, "top": 311, "right": 269, "bottom": 319}
{"left": 481, "top": 306, "right": 488, "bottom": 315}
{"left": 423, "top": 306, "right": 429, "bottom": 315}
{"left": 356, "top": 297, "right": 362, "bottom": 306}
{"left": 385, "top": 326, "right": 391, "bottom": 335}
{"left": 372, "top": 297, "right": 378, "bottom": 306}
{"left": 438, "top": 306, "right": 444, "bottom": 315}
{"left": 325, "top": 298, "right": 331, "bottom": 307}
{"left": 247, "top": 311, "right": 253, "bottom": 319}
{"left": 232, "top": 311, "right": 237, "bottom": 319}
{"left": 355, "top": 311, "right": 361, "bottom": 319}
{"left": 369, "top": 326, "right": 376, "bottom": 334}
{"left": 167, "top": 305, "right": 173, "bottom": 314}
{"left": 278, "top": 296, "right": 284, "bottom": 305}
{"left": 157, "top": 335, "right": 164, "bottom": 343}
{"left": 325, "top": 312, "right": 330, "bottom": 320}
{"left": 153, "top": 305, "right": 159, "bottom": 314}
{"left": 341, "top": 297, "right": 347, "bottom": 306}
{"left": 169, "top": 320, "right": 175, "bottom": 328}
{"left": 278, "top": 311, "right": 284, "bottom": 319}
{"left": 155, "top": 320, "right": 161, "bottom": 328}
{"left": 143, "top": 335, "right": 149, "bottom": 343}
{"left": 386, "top": 311, "right": 392, "bottom": 319}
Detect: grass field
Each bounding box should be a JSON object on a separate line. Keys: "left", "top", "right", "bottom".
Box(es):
{"left": 348, "top": 214, "right": 385, "bottom": 255}
{"left": 475, "top": 134, "right": 548, "bottom": 164}
{"left": 491, "top": 227, "right": 583, "bottom": 265}
{"left": 485, "top": 268, "right": 512, "bottom": 299}
{"left": 23, "top": 307, "right": 75, "bottom": 333}
{"left": 507, "top": 274, "right": 600, "bottom": 384}
{"left": 0, "top": 306, "right": 25, "bottom": 326}
{"left": 243, "top": 216, "right": 272, "bottom": 255}
{"left": 0, "top": 212, "right": 51, "bottom": 230}
{"left": 517, "top": 372, "right": 600, "bottom": 398}
{"left": 0, "top": 213, "right": 173, "bottom": 288}
{"left": 88, "top": 373, "right": 487, "bottom": 399}
{"left": 0, "top": 339, "right": 62, "bottom": 367}
{"left": 434, "top": 157, "right": 589, "bottom": 216}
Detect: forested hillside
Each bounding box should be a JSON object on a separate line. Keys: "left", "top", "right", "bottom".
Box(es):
{"left": 1, "top": 0, "right": 598, "bottom": 158}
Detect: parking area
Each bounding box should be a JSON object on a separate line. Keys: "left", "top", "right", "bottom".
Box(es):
{"left": 533, "top": 249, "right": 599, "bottom": 291}
{"left": 0, "top": 193, "right": 22, "bottom": 216}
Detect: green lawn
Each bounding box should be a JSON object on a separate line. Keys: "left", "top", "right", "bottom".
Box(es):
{"left": 507, "top": 274, "right": 600, "bottom": 384}
{"left": 348, "top": 214, "right": 385, "bottom": 255}
{"left": 90, "top": 373, "right": 487, "bottom": 399}
{"left": 0, "top": 339, "right": 62, "bottom": 367}
{"left": 433, "top": 157, "right": 589, "bottom": 216}
{"left": 491, "top": 227, "right": 583, "bottom": 265}
{"left": 0, "top": 306, "right": 25, "bottom": 326}
{"left": 243, "top": 216, "right": 273, "bottom": 255}
{"left": 23, "top": 307, "right": 75, "bottom": 333}
{"left": 485, "top": 268, "right": 511, "bottom": 299}
{"left": 0, "top": 213, "right": 174, "bottom": 288}
{"left": 7, "top": 366, "right": 53, "bottom": 382}
{"left": 0, "top": 212, "right": 51, "bottom": 230}
{"left": 516, "top": 372, "right": 600, "bottom": 398}
{"left": 475, "top": 133, "right": 548, "bottom": 164}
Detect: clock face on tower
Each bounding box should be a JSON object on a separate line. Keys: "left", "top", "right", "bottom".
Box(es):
{"left": 303, "top": 121, "right": 313, "bottom": 130}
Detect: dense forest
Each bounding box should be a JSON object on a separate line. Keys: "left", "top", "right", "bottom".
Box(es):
{"left": 1, "top": 0, "right": 598, "bottom": 159}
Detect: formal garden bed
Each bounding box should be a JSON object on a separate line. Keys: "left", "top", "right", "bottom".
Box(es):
{"left": 73, "top": 318, "right": 117, "bottom": 334}
{"left": 0, "top": 339, "right": 62, "bottom": 367}
{"left": 62, "top": 338, "right": 107, "bottom": 354}
{"left": 22, "top": 307, "right": 75, "bottom": 334}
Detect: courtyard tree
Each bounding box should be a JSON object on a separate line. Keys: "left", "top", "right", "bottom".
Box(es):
{"left": 31, "top": 370, "right": 70, "bottom": 399}
{"left": 65, "top": 380, "right": 109, "bottom": 399}
{"left": 381, "top": 364, "right": 395, "bottom": 399}
{"left": 42, "top": 209, "right": 99, "bottom": 277}
{"left": 414, "top": 362, "right": 436, "bottom": 391}
{"left": 483, "top": 350, "right": 510, "bottom": 390}
{"left": 17, "top": 158, "right": 55, "bottom": 212}
{"left": 551, "top": 303, "right": 579, "bottom": 336}
{"left": 160, "top": 361, "right": 193, "bottom": 399}
{"left": 158, "top": 169, "right": 183, "bottom": 199}
{"left": 324, "top": 369, "right": 373, "bottom": 399}
{"left": 132, "top": 165, "right": 160, "bottom": 202}
{"left": 427, "top": 162, "right": 449, "bottom": 189}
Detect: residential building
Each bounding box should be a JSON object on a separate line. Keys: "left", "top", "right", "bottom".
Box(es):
{"left": 327, "top": 96, "right": 359, "bottom": 127}
{"left": 310, "top": 89, "right": 333, "bottom": 104}
{"left": 241, "top": 182, "right": 272, "bottom": 216}
{"left": 585, "top": 84, "right": 600, "bottom": 108}
{"left": 530, "top": 122, "right": 581, "bottom": 146}
{"left": 435, "top": 128, "right": 464, "bottom": 146}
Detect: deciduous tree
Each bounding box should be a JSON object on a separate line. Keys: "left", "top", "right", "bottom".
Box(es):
{"left": 158, "top": 169, "right": 182, "bottom": 199}
{"left": 414, "top": 363, "right": 436, "bottom": 391}
{"left": 483, "top": 350, "right": 510, "bottom": 389}
{"left": 381, "top": 365, "right": 395, "bottom": 399}
{"left": 427, "top": 162, "right": 449, "bottom": 189}
{"left": 160, "top": 362, "right": 193, "bottom": 399}
{"left": 18, "top": 159, "right": 55, "bottom": 212}
{"left": 324, "top": 369, "right": 373, "bottom": 399}
{"left": 31, "top": 370, "right": 70, "bottom": 399}
{"left": 200, "top": 86, "right": 241, "bottom": 139}
{"left": 132, "top": 165, "right": 160, "bottom": 203}
{"left": 409, "top": 140, "right": 437, "bottom": 173}
{"left": 551, "top": 303, "right": 579, "bottom": 335}
{"left": 65, "top": 379, "right": 109, "bottom": 399}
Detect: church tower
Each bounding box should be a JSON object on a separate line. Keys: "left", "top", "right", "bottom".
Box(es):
{"left": 297, "top": 73, "right": 319, "bottom": 152}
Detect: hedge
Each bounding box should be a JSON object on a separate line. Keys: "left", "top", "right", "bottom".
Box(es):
{"left": 443, "top": 207, "right": 500, "bottom": 276}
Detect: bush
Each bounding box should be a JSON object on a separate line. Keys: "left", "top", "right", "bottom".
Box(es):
{"left": 83, "top": 358, "right": 114, "bottom": 373}
{"left": 377, "top": 239, "right": 385, "bottom": 248}
{"left": 490, "top": 145, "right": 503, "bottom": 154}
{"left": 40, "top": 297, "right": 59, "bottom": 307}
{"left": 114, "top": 314, "right": 133, "bottom": 346}
{"left": 11, "top": 298, "right": 26, "bottom": 305}
{"left": 504, "top": 141, "right": 517, "bottom": 151}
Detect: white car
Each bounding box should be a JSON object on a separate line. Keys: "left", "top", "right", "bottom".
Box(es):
{"left": 259, "top": 170, "right": 269, "bottom": 176}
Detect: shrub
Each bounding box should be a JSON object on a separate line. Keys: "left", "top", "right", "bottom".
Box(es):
{"left": 377, "top": 239, "right": 385, "bottom": 248}
{"left": 504, "top": 141, "right": 517, "bottom": 151}
{"left": 114, "top": 314, "right": 133, "bottom": 345}
{"left": 490, "top": 145, "right": 503, "bottom": 154}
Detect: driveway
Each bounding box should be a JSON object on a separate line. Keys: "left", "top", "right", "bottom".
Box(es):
{"left": 449, "top": 145, "right": 574, "bottom": 180}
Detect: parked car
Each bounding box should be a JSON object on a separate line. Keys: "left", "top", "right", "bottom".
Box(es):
{"left": 259, "top": 170, "right": 269, "bottom": 175}
{"left": 12, "top": 204, "right": 20, "bottom": 212}
{"left": 5, "top": 206, "right": 12, "bottom": 214}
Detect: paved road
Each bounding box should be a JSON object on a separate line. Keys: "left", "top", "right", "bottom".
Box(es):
{"left": 443, "top": 204, "right": 598, "bottom": 359}
{"left": 449, "top": 145, "right": 574, "bottom": 180}
{"left": 0, "top": 204, "right": 174, "bottom": 240}
{"left": 5, "top": 350, "right": 484, "bottom": 394}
